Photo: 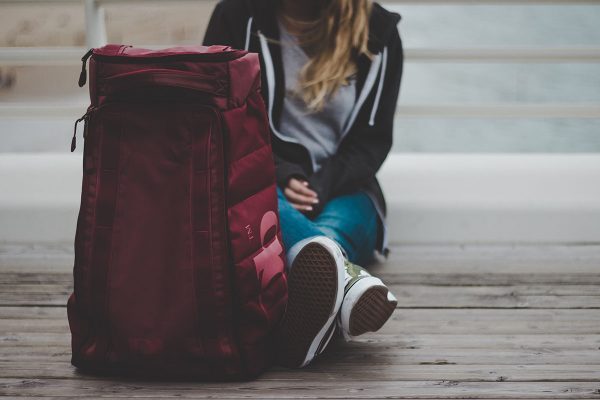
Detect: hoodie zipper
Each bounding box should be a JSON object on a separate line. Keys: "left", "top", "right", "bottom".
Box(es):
{"left": 258, "top": 29, "right": 327, "bottom": 175}
{"left": 257, "top": 27, "right": 388, "bottom": 172}
{"left": 256, "top": 25, "right": 387, "bottom": 138}
{"left": 257, "top": 31, "right": 304, "bottom": 148}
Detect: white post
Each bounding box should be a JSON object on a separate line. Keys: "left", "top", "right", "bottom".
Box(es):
{"left": 84, "top": 0, "right": 107, "bottom": 49}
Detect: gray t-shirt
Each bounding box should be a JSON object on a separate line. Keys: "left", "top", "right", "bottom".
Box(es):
{"left": 277, "top": 19, "right": 357, "bottom": 172}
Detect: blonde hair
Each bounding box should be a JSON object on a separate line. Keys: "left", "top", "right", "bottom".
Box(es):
{"left": 277, "top": 0, "right": 372, "bottom": 112}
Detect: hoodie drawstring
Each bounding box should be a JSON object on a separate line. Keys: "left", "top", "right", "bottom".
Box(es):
{"left": 244, "top": 17, "right": 254, "bottom": 51}
{"left": 369, "top": 46, "right": 388, "bottom": 126}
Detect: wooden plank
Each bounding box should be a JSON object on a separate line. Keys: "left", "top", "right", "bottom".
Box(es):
{"left": 0, "top": 378, "right": 599, "bottom": 399}
{"left": 2, "top": 244, "right": 600, "bottom": 274}
{"left": 2, "top": 309, "right": 600, "bottom": 334}
{"left": 4, "top": 337, "right": 599, "bottom": 369}
{"left": 380, "top": 309, "right": 600, "bottom": 334}
{"left": 1, "top": 361, "right": 599, "bottom": 383}
{"left": 1, "top": 283, "right": 600, "bottom": 308}
{"left": 0, "top": 283, "right": 596, "bottom": 295}
{"left": 3, "top": 332, "right": 598, "bottom": 351}
{"left": 0, "top": 273, "right": 71, "bottom": 284}
{"left": 0, "top": 306, "right": 65, "bottom": 319}
{"left": 391, "top": 285, "right": 600, "bottom": 308}
{"left": 2, "top": 333, "right": 598, "bottom": 372}
{"left": 381, "top": 244, "right": 600, "bottom": 274}
{"left": 0, "top": 296, "right": 68, "bottom": 307}
{"left": 381, "top": 273, "right": 600, "bottom": 286}
{"left": 0, "top": 284, "right": 71, "bottom": 293}
{"left": 4, "top": 271, "right": 600, "bottom": 286}
{"left": 3, "top": 344, "right": 599, "bottom": 366}
{"left": 5, "top": 284, "right": 600, "bottom": 308}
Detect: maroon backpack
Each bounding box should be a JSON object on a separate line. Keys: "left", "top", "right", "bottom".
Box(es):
{"left": 66, "top": 44, "right": 288, "bottom": 380}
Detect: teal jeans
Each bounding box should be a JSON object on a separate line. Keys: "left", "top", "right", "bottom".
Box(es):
{"left": 276, "top": 187, "right": 378, "bottom": 266}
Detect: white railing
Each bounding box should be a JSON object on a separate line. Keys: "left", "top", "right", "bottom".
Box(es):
{"left": 1, "top": 102, "right": 600, "bottom": 119}
{"left": 0, "top": 0, "right": 599, "bottom": 118}
{"left": 3, "top": 46, "right": 600, "bottom": 65}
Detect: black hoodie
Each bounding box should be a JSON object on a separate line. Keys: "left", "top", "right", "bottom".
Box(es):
{"left": 203, "top": 0, "right": 404, "bottom": 257}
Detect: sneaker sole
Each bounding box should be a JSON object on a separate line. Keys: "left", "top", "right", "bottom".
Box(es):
{"left": 348, "top": 285, "right": 397, "bottom": 337}
{"left": 275, "top": 242, "right": 343, "bottom": 368}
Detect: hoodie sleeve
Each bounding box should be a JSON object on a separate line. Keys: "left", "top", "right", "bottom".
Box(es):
{"left": 273, "top": 152, "right": 310, "bottom": 188}
{"left": 306, "top": 27, "right": 404, "bottom": 214}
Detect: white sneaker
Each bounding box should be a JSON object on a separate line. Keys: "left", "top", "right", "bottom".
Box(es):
{"left": 338, "top": 260, "right": 397, "bottom": 341}
{"left": 274, "top": 236, "right": 345, "bottom": 368}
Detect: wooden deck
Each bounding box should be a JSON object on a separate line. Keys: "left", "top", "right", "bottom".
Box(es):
{"left": 1, "top": 243, "right": 599, "bottom": 398}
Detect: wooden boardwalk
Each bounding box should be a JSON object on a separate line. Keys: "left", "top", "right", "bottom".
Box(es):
{"left": 1, "top": 243, "right": 599, "bottom": 398}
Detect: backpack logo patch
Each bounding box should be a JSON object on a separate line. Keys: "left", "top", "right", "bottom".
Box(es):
{"left": 252, "top": 210, "right": 284, "bottom": 290}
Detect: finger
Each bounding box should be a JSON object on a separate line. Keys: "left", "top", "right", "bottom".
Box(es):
{"left": 289, "top": 179, "right": 318, "bottom": 198}
{"left": 290, "top": 202, "right": 313, "bottom": 212}
{"left": 289, "top": 178, "right": 318, "bottom": 197}
{"left": 284, "top": 187, "right": 318, "bottom": 205}
{"left": 284, "top": 187, "right": 317, "bottom": 205}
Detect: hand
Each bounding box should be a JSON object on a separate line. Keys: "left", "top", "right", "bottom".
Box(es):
{"left": 284, "top": 178, "right": 319, "bottom": 212}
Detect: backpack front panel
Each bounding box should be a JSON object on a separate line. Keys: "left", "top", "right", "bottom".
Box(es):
{"left": 68, "top": 45, "right": 285, "bottom": 380}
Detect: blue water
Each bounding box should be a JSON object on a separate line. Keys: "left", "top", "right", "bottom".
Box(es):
{"left": 385, "top": 3, "right": 600, "bottom": 152}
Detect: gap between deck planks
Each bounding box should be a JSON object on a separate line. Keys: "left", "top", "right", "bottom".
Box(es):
{"left": 0, "top": 243, "right": 599, "bottom": 399}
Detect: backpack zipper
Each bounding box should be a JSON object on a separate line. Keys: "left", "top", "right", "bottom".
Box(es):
{"left": 70, "top": 105, "right": 96, "bottom": 152}
{"left": 78, "top": 47, "right": 245, "bottom": 88}
{"left": 78, "top": 48, "right": 94, "bottom": 88}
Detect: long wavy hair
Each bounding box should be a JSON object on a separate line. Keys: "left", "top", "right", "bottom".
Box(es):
{"left": 276, "top": 0, "right": 373, "bottom": 112}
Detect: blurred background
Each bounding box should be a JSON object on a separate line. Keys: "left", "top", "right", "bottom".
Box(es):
{"left": 1, "top": 0, "right": 599, "bottom": 245}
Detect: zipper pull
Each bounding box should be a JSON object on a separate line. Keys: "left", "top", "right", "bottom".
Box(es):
{"left": 71, "top": 107, "right": 94, "bottom": 152}
{"left": 78, "top": 48, "right": 94, "bottom": 87}
{"left": 71, "top": 114, "right": 85, "bottom": 152}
